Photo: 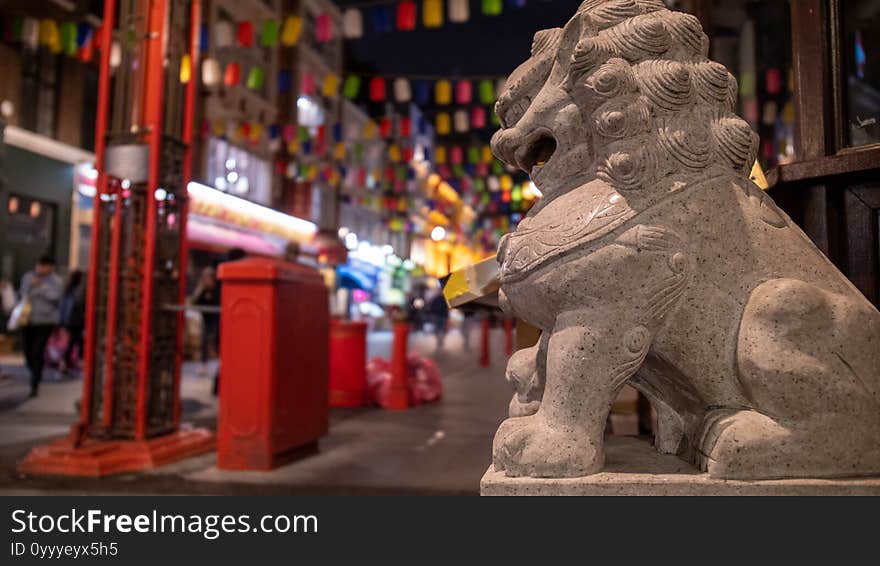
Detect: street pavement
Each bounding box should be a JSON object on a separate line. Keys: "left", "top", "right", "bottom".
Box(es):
{"left": 0, "top": 327, "right": 514, "bottom": 495}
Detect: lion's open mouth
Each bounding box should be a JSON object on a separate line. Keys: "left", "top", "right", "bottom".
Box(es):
{"left": 515, "top": 131, "right": 557, "bottom": 178}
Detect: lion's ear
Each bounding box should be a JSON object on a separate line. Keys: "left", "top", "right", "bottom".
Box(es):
{"left": 557, "top": 11, "right": 596, "bottom": 66}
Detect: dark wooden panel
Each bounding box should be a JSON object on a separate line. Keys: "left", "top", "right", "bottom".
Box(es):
{"left": 844, "top": 187, "right": 879, "bottom": 305}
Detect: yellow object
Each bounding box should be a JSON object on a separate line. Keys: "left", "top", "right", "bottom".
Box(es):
{"left": 334, "top": 142, "right": 347, "bottom": 160}
{"left": 442, "top": 255, "right": 501, "bottom": 308}
{"left": 40, "top": 19, "right": 61, "bottom": 53}
{"left": 500, "top": 174, "right": 513, "bottom": 191}
{"left": 435, "top": 146, "right": 447, "bottom": 164}
{"left": 389, "top": 144, "right": 402, "bottom": 163}
{"left": 322, "top": 74, "right": 339, "bottom": 98}
{"left": 364, "top": 121, "right": 377, "bottom": 140}
{"left": 281, "top": 16, "right": 303, "bottom": 46}
{"left": 481, "top": 145, "right": 493, "bottom": 163}
{"left": 249, "top": 123, "right": 263, "bottom": 143}
{"left": 435, "top": 80, "right": 452, "bottom": 105}
{"left": 423, "top": 0, "right": 444, "bottom": 28}
{"left": 179, "top": 54, "right": 192, "bottom": 84}
{"left": 750, "top": 160, "right": 769, "bottom": 190}
{"left": 436, "top": 112, "right": 451, "bottom": 135}
{"left": 287, "top": 139, "right": 300, "bottom": 155}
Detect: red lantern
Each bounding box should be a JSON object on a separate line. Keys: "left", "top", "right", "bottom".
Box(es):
{"left": 455, "top": 80, "right": 473, "bottom": 105}
{"left": 385, "top": 166, "right": 395, "bottom": 181}
{"left": 369, "top": 77, "right": 386, "bottom": 101}
{"left": 316, "top": 13, "right": 334, "bottom": 42}
{"left": 237, "top": 21, "right": 254, "bottom": 47}
{"left": 397, "top": 1, "right": 417, "bottom": 31}
{"left": 450, "top": 146, "right": 463, "bottom": 165}
{"left": 402, "top": 146, "right": 414, "bottom": 161}
{"left": 400, "top": 117, "right": 412, "bottom": 137}
{"left": 224, "top": 62, "right": 241, "bottom": 86}
{"left": 380, "top": 118, "right": 392, "bottom": 138}
{"left": 301, "top": 73, "right": 316, "bottom": 95}
{"left": 316, "top": 124, "right": 326, "bottom": 144}
{"left": 476, "top": 162, "right": 489, "bottom": 177}
{"left": 471, "top": 106, "right": 487, "bottom": 129}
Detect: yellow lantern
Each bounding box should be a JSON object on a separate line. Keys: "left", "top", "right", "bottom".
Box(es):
{"left": 500, "top": 174, "right": 513, "bottom": 191}
{"left": 436, "top": 112, "right": 451, "bottom": 135}
{"left": 179, "top": 54, "right": 192, "bottom": 84}
{"left": 435, "top": 146, "right": 447, "bottom": 164}
{"left": 322, "top": 74, "right": 339, "bottom": 98}
{"left": 481, "top": 145, "right": 493, "bottom": 163}
{"left": 423, "top": 0, "right": 444, "bottom": 28}
{"left": 281, "top": 16, "right": 303, "bottom": 46}
{"left": 435, "top": 80, "right": 452, "bottom": 105}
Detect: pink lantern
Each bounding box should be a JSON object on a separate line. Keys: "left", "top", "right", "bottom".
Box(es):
{"left": 455, "top": 80, "right": 472, "bottom": 105}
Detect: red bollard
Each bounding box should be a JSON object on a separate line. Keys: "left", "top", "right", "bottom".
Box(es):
{"left": 504, "top": 318, "right": 514, "bottom": 356}
{"left": 386, "top": 320, "right": 410, "bottom": 410}
{"left": 329, "top": 320, "right": 368, "bottom": 408}
{"left": 216, "top": 258, "right": 329, "bottom": 470}
{"left": 480, "top": 317, "right": 491, "bottom": 368}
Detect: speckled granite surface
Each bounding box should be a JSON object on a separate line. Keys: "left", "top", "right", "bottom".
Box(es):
{"left": 481, "top": 436, "right": 880, "bottom": 496}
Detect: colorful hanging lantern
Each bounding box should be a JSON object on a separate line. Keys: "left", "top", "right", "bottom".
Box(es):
{"left": 202, "top": 57, "right": 221, "bottom": 87}
{"left": 436, "top": 112, "right": 451, "bottom": 135}
{"left": 39, "top": 19, "right": 61, "bottom": 53}
{"left": 301, "top": 73, "right": 316, "bottom": 95}
{"left": 214, "top": 20, "right": 233, "bottom": 47}
{"left": 454, "top": 110, "right": 469, "bottom": 133}
{"left": 278, "top": 69, "right": 292, "bottom": 93}
{"left": 397, "top": 1, "right": 417, "bottom": 31}
{"left": 343, "top": 8, "right": 363, "bottom": 39}
{"left": 435, "top": 146, "right": 447, "bottom": 164}
{"left": 482, "top": 0, "right": 503, "bottom": 16}
{"left": 449, "top": 0, "right": 470, "bottom": 23}
{"left": 507, "top": 0, "right": 527, "bottom": 8}
{"left": 450, "top": 146, "right": 464, "bottom": 165}
{"left": 281, "top": 15, "right": 303, "bottom": 46}
{"left": 400, "top": 117, "right": 412, "bottom": 137}
{"left": 21, "top": 18, "right": 39, "bottom": 50}
{"left": 389, "top": 145, "right": 402, "bottom": 163}
{"left": 322, "top": 74, "right": 339, "bottom": 98}
{"left": 364, "top": 121, "right": 377, "bottom": 140}
{"left": 372, "top": 6, "right": 393, "bottom": 34}
{"left": 246, "top": 66, "right": 265, "bottom": 90}
{"left": 260, "top": 19, "right": 279, "bottom": 47}
{"left": 455, "top": 80, "right": 472, "bottom": 105}
{"left": 223, "top": 62, "right": 241, "bottom": 86}
{"left": 468, "top": 146, "right": 480, "bottom": 164}
{"left": 380, "top": 118, "right": 393, "bottom": 138}
{"left": 481, "top": 145, "right": 494, "bottom": 163}
{"left": 237, "top": 21, "right": 254, "bottom": 47}
{"left": 435, "top": 80, "right": 452, "bottom": 105}
{"left": 60, "top": 22, "right": 77, "bottom": 57}
{"left": 500, "top": 174, "right": 513, "bottom": 191}
{"left": 76, "top": 22, "right": 92, "bottom": 49}
{"left": 179, "top": 53, "right": 192, "bottom": 84}
{"left": 394, "top": 78, "right": 412, "bottom": 103}
{"left": 369, "top": 77, "right": 386, "bottom": 101}
{"left": 343, "top": 75, "right": 361, "bottom": 99}
{"left": 478, "top": 79, "right": 496, "bottom": 104}
{"left": 488, "top": 176, "right": 501, "bottom": 192}
{"left": 316, "top": 13, "right": 334, "bottom": 43}
{"left": 471, "top": 106, "right": 487, "bottom": 129}
{"left": 424, "top": 0, "right": 444, "bottom": 28}
{"left": 413, "top": 81, "right": 431, "bottom": 106}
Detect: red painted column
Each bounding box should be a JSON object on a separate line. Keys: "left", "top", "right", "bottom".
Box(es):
{"left": 480, "top": 317, "right": 491, "bottom": 368}
{"left": 504, "top": 318, "right": 514, "bottom": 356}
{"left": 386, "top": 320, "right": 410, "bottom": 410}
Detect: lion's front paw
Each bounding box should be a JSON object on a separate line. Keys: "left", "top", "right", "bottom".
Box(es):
{"left": 492, "top": 414, "right": 603, "bottom": 478}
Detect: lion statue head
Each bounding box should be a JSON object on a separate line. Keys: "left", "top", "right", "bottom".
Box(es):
{"left": 491, "top": 0, "right": 759, "bottom": 209}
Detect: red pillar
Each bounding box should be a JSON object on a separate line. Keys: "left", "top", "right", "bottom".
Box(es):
{"left": 386, "top": 320, "right": 410, "bottom": 410}
{"left": 480, "top": 317, "right": 491, "bottom": 368}
{"left": 504, "top": 318, "right": 514, "bottom": 356}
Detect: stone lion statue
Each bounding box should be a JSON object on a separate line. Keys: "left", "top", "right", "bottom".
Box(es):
{"left": 490, "top": 0, "right": 880, "bottom": 480}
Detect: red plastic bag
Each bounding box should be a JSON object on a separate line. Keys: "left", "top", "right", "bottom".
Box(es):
{"left": 365, "top": 354, "right": 443, "bottom": 408}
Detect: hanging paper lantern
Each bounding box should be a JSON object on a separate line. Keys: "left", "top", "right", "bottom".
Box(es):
{"left": 322, "top": 74, "right": 339, "bottom": 98}
{"left": 250, "top": 123, "right": 264, "bottom": 144}
{"left": 20, "top": 18, "right": 38, "bottom": 50}
{"left": 455, "top": 80, "right": 472, "bottom": 105}
{"left": 488, "top": 176, "right": 501, "bottom": 192}
{"left": 507, "top": 0, "right": 527, "bottom": 8}
{"left": 413, "top": 81, "right": 431, "bottom": 106}
{"left": 39, "top": 19, "right": 61, "bottom": 53}
{"left": 343, "top": 8, "right": 363, "bottom": 39}
{"left": 343, "top": 75, "right": 361, "bottom": 99}
{"left": 278, "top": 69, "right": 292, "bottom": 93}
{"left": 500, "top": 174, "right": 514, "bottom": 191}
{"left": 246, "top": 67, "right": 265, "bottom": 90}
{"left": 492, "top": 160, "right": 504, "bottom": 175}
{"left": 316, "top": 13, "right": 333, "bottom": 43}
{"left": 435, "top": 146, "right": 447, "bottom": 164}
{"left": 369, "top": 77, "right": 386, "bottom": 101}
{"left": 77, "top": 34, "right": 94, "bottom": 62}
{"left": 394, "top": 78, "right": 412, "bottom": 103}
{"left": 478, "top": 80, "right": 496, "bottom": 104}
{"left": 423, "top": 0, "right": 444, "bottom": 28}
{"left": 223, "top": 62, "right": 241, "bottom": 86}
{"left": 260, "top": 19, "right": 280, "bottom": 47}
{"left": 436, "top": 112, "right": 451, "bottom": 135}
{"left": 60, "top": 22, "right": 77, "bottom": 57}
{"left": 482, "top": 0, "right": 503, "bottom": 16}
{"left": 214, "top": 20, "right": 233, "bottom": 48}
{"left": 364, "top": 121, "right": 377, "bottom": 140}
{"left": 202, "top": 57, "right": 221, "bottom": 87}
{"left": 476, "top": 162, "right": 489, "bottom": 177}
{"left": 481, "top": 145, "right": 494, "bottom": 163}
{"left": 372, "top": 6, "right": 393, "bottom": 34}
{"left": 282, "top": 124, "right": 294, "bottom": 143}
{"left": 468, "top": 146, "right": 481, "bottom": 164}
{"left": 281, "top": 16, "right": 303, "bottom": 46}
{"left": 199, "top": 23, "right": 209, "bottom": 52}
{"left": 333, "top": 122, "right": 343, "bottom": 142}
{"left": 435, "top": 80, "right": 452, "bottom": 105}
{"left": 76, "top": 22, "right": 93, "bottom": 49}
{"left": 237, "top": 21, "right": 254, "bottom": 47}
{"left": 450, "top": 146, "right": 464, "bottom": 165}
{"left": 397, "top": 1, "right": 417, "bottom": 31}
{"left": 379, "top": 118, "right": 392, "bottom": 138}
{"left": 301, "top": 73, "right": 316, "bottom": 95}
{"left": 389, "top": 145, "right": 402, "bottom": 163}
{"left": 400, "top": 117, "right": 412, "bottom": 137}
{"left": 471, "top": 106, "right": 487, "bottom": 129}
{"left": 449, "top": 0, "right": 470, "bottom": 23}
{"left": 179, "top": 53, "right": 192, "bottom": 84}
{"left": 454, "top": 110, "right": 469, "bottom": 133}
{"left": 402, "top": 146, "right": 414, "bottom": 162}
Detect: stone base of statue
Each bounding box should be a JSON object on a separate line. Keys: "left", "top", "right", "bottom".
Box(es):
{"left": 481, "top": 436, "right": 880, "bottom": 496}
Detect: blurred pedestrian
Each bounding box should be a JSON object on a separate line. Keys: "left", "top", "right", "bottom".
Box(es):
{"left": 191, "top": 266, "right": 220, "bottom": 370}
{"left": 427, "top": 291, "right": 450, "bottom": 350}
{"left": 59, "top": 270, "right": 86, "bottom": 376}
{"left": 20, "top": 255, "right": 62, "bottom": 397}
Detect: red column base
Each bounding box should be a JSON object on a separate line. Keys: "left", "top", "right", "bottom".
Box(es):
{"left": 17, "top": 428, "right": 215, "bottom": 478}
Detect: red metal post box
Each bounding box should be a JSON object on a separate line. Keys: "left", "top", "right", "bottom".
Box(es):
{"left": 217, "top": 258, "right": 329, "bottom": 470}
{"left": 329, "top": 320, "right": 368, "bottom": 408}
